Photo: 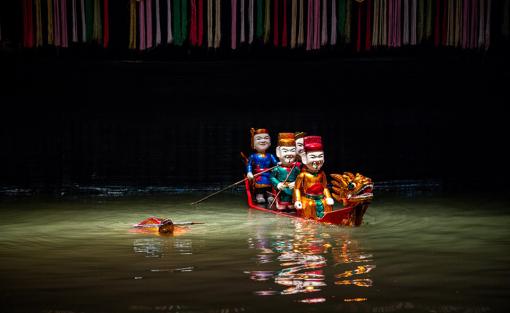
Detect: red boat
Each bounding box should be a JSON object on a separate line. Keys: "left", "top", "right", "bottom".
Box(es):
{"left": 244, "top": 179, "right": 370, "bottom": 226}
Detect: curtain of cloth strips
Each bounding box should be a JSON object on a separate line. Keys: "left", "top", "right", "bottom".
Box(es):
{"left": 18, "top": 0, "right": 499, "bottom": 52}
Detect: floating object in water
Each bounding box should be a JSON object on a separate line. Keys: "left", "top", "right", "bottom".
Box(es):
{"left": 133, "top": 217, "right": 204, "bottom": 234}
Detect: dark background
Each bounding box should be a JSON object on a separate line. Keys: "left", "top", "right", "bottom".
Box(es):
{"left": 1, "top": 53, "right": 509, "bottom": 194}
{"left": 1, "top": 1, "right": 509, "bottom": 194}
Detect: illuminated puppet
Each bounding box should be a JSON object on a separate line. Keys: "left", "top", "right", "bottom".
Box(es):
{"left": 270, "top": 133, "right": 301, "bottom": 211}
{"left": 293, "top": 136, "right": 334, "bottom": 219}
{"left": 294, "top": 131, "right": 307, "bottom": 163}
{"left": 246, "top": 128, "right": 278, "bottom": 205}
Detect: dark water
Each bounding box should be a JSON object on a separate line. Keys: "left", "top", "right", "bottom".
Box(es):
{"left": 1, "top": 193, "right": 509, "bottom": 313}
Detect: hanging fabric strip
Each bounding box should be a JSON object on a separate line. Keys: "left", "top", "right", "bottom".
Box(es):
{"left": 198, "top": 0, "right": 204, "bottom": 46}
{"left": 403, "top": 0, "right": 409, "bottom": 45}
{"left": 396, "top": 0, "right": 401, "bottom": 47}
{"left": 47, "top": 0, "right": 55, "bottom": 44}
{"left": 297, "top": 0, "right": 304, "bottom": 46}
{"left": 240, "top": 0, "right": 246, "bottom": 43}
{"left": 464, "top": 0, "right": 471, "bottom": 48}
{"left": 441, "top": 0, "right": 447, "bottom": 46}
{"left": 61, "top": 0, "right": 68, "bottom": 47}
{"left": 256, "top": 0, "right": 263, "bottom": 39}
{"left": 484, "top": 0, "right": 491, "bottom": 50}
{"left": 503, "top": 0, "right": 510, "bottom": 40}
{"left": 173, "top": 0, "right": 181, "bottom": 45}
{"left": 155, "top": 0, "right": 161, "bottom": 46}
{"left": 381, "top": 0, "right": 387, "bottom": 46}
{"left": 23, "top": 0, "right": 34, "bottom": 48}
{"left": 338, "top": 0, "right": 346, "bottom": 42}
{"left": 103, "top": 0, "right": 109, "bottom": 47}
{"left": 478, "top": 0, "right": 485, "bottom": 48}
{"left": 321, "top": 0, "right": 327, "bottom": 46}
{"left": 291, "top": 0, "right": 297, "bottom": 48}
{"left": 167, "top": 0, "right": 173, "bottom": 43}
{"left": 282, "top": 0, "right": 288, "bottom": 47}
{"left": 365, "top": 0, "right": 372, "bottom": 50}
{"left": 454, "top": 0, "right": 461, "bottom": 47}
{"left": 424, "top": 0, "right": 432, "bottom": 40}
{"left": 410, "top": 0, "right": 416, "bottom": 45}
{"left": 249, "top": 0, "right": 254, "bottom": 43}
{"left": 389, "top": 0, "right": 394, "bottom": 47}
{"left": 146, "top": 0, "right": 153, "bottom": 48}
{"left": 207, "top": 0, "right": 213, "bottom": 46}
{"left": 356, "top": 1, "right": 362, "bottom": 51}
{"left": 314, "top": 0, "right": 320, "bottom": 49}
{"left": 214, "top": 0, "right": 221, "bottom": 48}
{"left": 190, "top": 0, "right": 197, "bottom": 45}
{"left": 80, "top": 0, "right": 86, "bottom": 42}
{"left": 140, "top": 0, "right": 147, "bottom": 49}
{"left": 232, "top": 0, "right": 237, "bottom": 49}
{"left": 71, "top": 0, "right": 78, "bottom": 42}
{"left": 35, "top": 0, "right": 43, "bottom": 47}
{"left": 86, "top": 0, "right": 94, "bottom": 42}
{"left": 345, "top": 0, "right": 352, "bottom": 44}
{"left": 372, "top": 0, "right": 379, "bottom": 46}
{"left": 306, "top": 0, "right": 313, "bottom": 50}
{"left": 446, "top": 0, "right": 453, "bottom": 46}
{"left": 92, "top": 0, "right": 101, "bottom": 42}
{"left": 331, "top": 0, "right": 337, "bottom": 45}
{"left": 55, "top": 0, "right": 61, "bottom": 46}
{"left": 273, "top": 0, "right": 278, "bottom": 46}
{"left": 182, "top": 0, "right": 189, "bottom": 45}
{"left": 470, "top": 0, "right": 478, "bottom": 49}
{"left": 129, "top": 0, "right": 136, "bottom": 48}
{"left": 264, "top": 0, "right": 270, "bottom": 43}
{"left": 417, "top": 0, "right": 423, "bottom": 42}
{"left": 433, "top": 0, "right": 440, "bottom": 47}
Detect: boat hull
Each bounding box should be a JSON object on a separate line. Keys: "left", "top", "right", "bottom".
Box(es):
{"left": 244, "top": 180, "right": 367, "bottom": 226}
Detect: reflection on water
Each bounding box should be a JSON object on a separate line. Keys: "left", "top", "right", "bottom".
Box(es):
{"left": 133, "top": 238, "right": 194, "bottom": 258}
{"left": 247, "top": 220, "right": 376, "bottom": 303}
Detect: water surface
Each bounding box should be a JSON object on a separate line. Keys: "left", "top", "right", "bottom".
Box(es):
{"left": 1, "top": 192, "right": 509, "bottom": 313}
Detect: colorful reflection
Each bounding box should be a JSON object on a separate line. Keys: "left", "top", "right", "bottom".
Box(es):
{"left": 247, "top": 220, "right": 375, "bottom": 303}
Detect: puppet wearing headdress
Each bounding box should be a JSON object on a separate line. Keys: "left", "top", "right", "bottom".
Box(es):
{"left": 293, "top": 136, "right": 334, "bottom": 219}
{"left": 294, "top": 132, "right": 307, "bottom": 163}
{"left": 270, "top": 133, "right": 301, "bottom": 211}
{"left": 247, "top": 128, "right": 278, "bottom": 205}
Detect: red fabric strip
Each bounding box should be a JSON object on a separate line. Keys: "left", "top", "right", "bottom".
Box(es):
{"left": 198, "top": 0, "right": 204, "bottom": 46}
{"left": 282, "top": 0, "right": 288, "bottom": 47}
{"left": 365, "top": 0, "right": 372, "bottom": 51}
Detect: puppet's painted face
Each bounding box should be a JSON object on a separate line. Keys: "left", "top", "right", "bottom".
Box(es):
{"left": 276, "top": 146, "right": 296, "bottom": 166}
{"left": 305, "top": 151, "right": 324, "bottom": 172}
{"left": 295, "top": 138, "right": 305, "bottom": 160}
{"left": 253, "top": 133, "right": 271, "bottom": 152}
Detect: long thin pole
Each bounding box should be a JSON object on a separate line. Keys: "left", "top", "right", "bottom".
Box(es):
{"left": 190, "top": 165, "right": 278, "bottom": 205}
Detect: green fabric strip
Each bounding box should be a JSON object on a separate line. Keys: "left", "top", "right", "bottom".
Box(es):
{"left": 503, "top": 0, "right": 510, "bottom": 39}
{"left": 86, "top": 0, "right": 94, "bottom": 42}
{"left": 338, "top": 0, "right": 346, "bottom": 39}
{"left": 256, "top": 0, "right": 263, "bottom": 38}
{"left": 181, "top": 0, "right": 188, "bottom": 44}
